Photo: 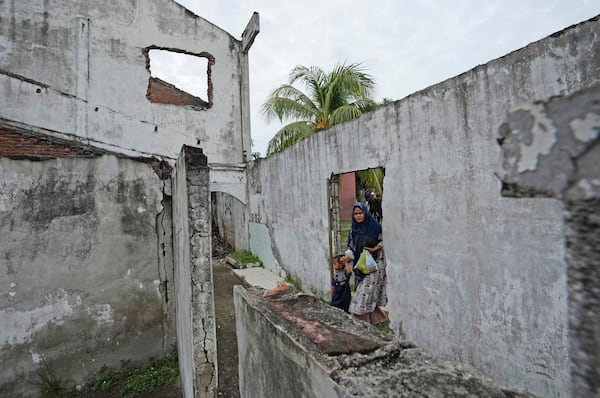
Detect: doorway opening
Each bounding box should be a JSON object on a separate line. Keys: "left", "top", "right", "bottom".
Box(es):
{"left": 328, "top": 166, "right": 387, "bottom": 323}
{"left": 328, "top": 167, "right": 385, "bottom": 259}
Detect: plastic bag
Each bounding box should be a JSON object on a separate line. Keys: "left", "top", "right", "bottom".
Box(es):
{"left": 355, "top": 250, "right": 378, "bottom": 274}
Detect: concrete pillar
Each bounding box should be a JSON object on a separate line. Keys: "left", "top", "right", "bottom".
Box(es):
{"left": 173, "top": 145, "right": 217, "bottom": 397}
{"left": 75, "top": 17, "right": 89, "bottom": 138}
{"left": 497, "top": 83, "right": 600, "bottom": 397}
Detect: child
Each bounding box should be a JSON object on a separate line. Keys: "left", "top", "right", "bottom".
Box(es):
{"left": 330, "top": 254, "right": 352, "bottom": 312}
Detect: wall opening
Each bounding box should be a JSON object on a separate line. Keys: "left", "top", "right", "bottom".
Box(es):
{"left": 328, "top": 167, "right": 385, "bottom": 308}
{"left": 144, "top": 47, "right": 214, "bottom": 108}
{"left": 329, "top": 167, "right": 385, "bottom": 258}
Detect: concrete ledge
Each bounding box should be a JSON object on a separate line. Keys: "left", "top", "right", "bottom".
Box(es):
{"left": 234, "top": 285, "right": 531, "bottom": 397}
{"left": 232, "top": 267, "right": 284, "bottom": 290}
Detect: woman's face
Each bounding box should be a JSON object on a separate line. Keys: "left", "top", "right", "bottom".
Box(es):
{"left": 353, "top": 207, "right": 365, "bottom": 223}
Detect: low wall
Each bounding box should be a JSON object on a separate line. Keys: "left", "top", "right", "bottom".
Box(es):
{"left": 234, "top": 285, "right": 530, "bottom": 397}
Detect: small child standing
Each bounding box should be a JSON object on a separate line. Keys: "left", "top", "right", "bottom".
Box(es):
{"left": 330, "top": 254, "right": 352, "bottom": 312}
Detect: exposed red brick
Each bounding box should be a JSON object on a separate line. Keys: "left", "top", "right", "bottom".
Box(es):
{"left": 0, "top": 128, "right": 102, "bottom": 160}
{"left": 146, "top": 77, "right": 210, "bottom": 108}
{"left": 263, "top": 299, "right": 382, "bottom": 356}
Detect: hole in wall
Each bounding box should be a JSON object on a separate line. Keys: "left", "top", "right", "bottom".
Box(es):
{"left": 328, "top": 167, "right": 386, "bottom": 316}
{"left": 328, "top": 167, "right": 385, "bottom": 259}
{"left": 145, "top": 47, "right": 213, "bottom": 108}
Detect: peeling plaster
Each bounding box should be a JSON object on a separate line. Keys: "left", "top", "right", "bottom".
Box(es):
{"left": 31, "top": 351, "right": 41, "bottom": 364}
{"left": 515, "top": 103, "right": 558, "bottom": 173}
{"left": 570, "top": 112, "right": 600, "bottom": 142}
{"left": 575, "top": 179, "right": 600, "bottom": 199}
{"left": 1, "top": 289, "right": 78, "bottom": 346}
{"left": 86, "top": 304, "right": 114, "bottom": 326}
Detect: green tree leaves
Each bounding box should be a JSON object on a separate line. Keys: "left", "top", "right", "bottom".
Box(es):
{"left": 262, "top": 62, "right": 376, "bottom": 155}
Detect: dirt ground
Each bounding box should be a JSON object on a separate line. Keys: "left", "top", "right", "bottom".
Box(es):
{"left": 69, "top": 231, "right": 245, "bottom": 397}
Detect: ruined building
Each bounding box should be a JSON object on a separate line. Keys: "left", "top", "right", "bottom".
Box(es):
{"left": 1, "top": 1, "right": 598, "bottom": 397}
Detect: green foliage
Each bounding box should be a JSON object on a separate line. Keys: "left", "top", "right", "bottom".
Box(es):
{"left": 85, "top": 352, "right": 179, "bottom": 397}
{"left": 30, "top": 358, "right": 73, "bottom": 398}
{"left": 285, "top": 273, "right": 302, "bottom": 291}
{"left": 230, "top": 250, "right": 263, "bottom": 267}
{"left": 262, "top": 62, "right": 377, "bottom": 155}
{"left": 356, "top": 167, "right": 385, "bottom": 197}
{"left": 377, "top": 322, "right": 392, "bottom": 333}
{"left": 86, "top": 364, "right": 118, "bottom": 391}
{"left": 341, "top": 219, "right": 352, "bottom": 245}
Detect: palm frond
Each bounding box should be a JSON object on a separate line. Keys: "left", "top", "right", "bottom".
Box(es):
{"left": 263, "top": 62, "right": 377, "bottom": 154}
{"left": 261, "top": 89, "right": 318, "bottom": 122}
{"left": 356, "top": 168, "right": 385, "bottom": 196}
{"left": 266, "top": 121, "right": 315, "bottom": 155}
{"left": 329, "top": 105, "right": 362, "bottom": 126}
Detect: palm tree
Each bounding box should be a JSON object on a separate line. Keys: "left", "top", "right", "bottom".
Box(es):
{"left": 261, "top": 62, "right": 376, "bottom": 155}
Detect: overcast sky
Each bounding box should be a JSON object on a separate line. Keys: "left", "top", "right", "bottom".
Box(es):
{"left": 167, "top": 0, "right": 598, "bottom": 156}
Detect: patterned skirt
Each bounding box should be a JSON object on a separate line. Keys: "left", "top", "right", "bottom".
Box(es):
{"left": 349, "top": 261, "right": 388, "bottom": 315}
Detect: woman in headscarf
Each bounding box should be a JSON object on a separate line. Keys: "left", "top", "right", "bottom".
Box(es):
{"left": 345, "top": 202, "right": 388, "bottom": 325}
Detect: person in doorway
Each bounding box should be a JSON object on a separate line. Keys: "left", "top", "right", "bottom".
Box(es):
{"left": 364, "top": 188, "right": 372, "bottom": 205}
{"left": 345, "top": 202, "right": 388, "bottom": 325}
{"left": 368, "top": 193, "right": 383, "bottom": 222}
{"left": 329, "top": 254, "right": 352, "bottom": 312}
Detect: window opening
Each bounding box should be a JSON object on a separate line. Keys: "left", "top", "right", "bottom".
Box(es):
{"left": 145, "top": 47, "right": 213, "bottom": 108}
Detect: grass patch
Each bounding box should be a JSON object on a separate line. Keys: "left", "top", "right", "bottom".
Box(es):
{"left": 377, "top": 322, "right": 392, "bottom": 333}
{"left": 229, "top": 250, "right": 263, "bottom": 267}
{"left": 84, "top": 351, "right": 179, "bottom": 397}
{"left": 31, "top": 358, "right": 73, "bottom": 398}
{"left": 285, "top": 273, "right": 302, "bottom": 291}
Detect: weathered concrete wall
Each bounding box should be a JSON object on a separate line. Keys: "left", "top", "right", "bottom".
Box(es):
{"left": 497, "top": 83, "right": 600, "bottom": 398}
{"left": 0, "top": 0, "right": 253, "bottom": 196}
{"left": 0, "top": 154, "right": 172, "bottom": 396}
{"left": 212, "top": 191, "right": 248, "bottom": 251}
{"left": 234, "top": 285, "right": 530, "bottom": 397}
{"left": 247, "top": 15, "right": 600, "bottom": 397}
{"left": 172, "top": 146, "right": 217, "bottom": 397}
{"left": 0, "top": 1, "right": 252, "bottom": 394}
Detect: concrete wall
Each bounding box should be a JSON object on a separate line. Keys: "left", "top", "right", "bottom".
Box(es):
{"left": 0, "top": 0, "right": 253, "bottom": 196}
{"left": 212, "top": 191, "right": 248, "bottom": 250}
{"left": 247, "top": 15, "right": 600, "bottom": 397}
{"left": 234, "top": 285, "right": 530, "bottom": 398}
{"left": 172, "top": 146, "right": 217, "bottom": 397}
{"left": 0, "top": 1, "right": 252, "bottom": 394}
{"left": 0, "top": 154, "right": 172, "bottom": 396}
{"left": 497, "top": 83, "right": 600, "bottom": 397}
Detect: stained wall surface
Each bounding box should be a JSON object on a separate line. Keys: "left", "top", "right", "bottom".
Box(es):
{"left": 0, "top": 0, "right": 252, "bottom": 173}
{"left": 0, "top": 155, "right": 170, "bottom": 396}
{"left": 498, "top": 83, "right": 600, "bottom": 398}
{"left": 0, "top": 1, "right": 252, "bottom": 395}
{"left": 247, "top": 15, "right": 600, "bottom": 397}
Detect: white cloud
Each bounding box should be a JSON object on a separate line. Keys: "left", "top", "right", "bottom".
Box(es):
{"left": 173, "top": 0, "right": 598, "bottom": 155}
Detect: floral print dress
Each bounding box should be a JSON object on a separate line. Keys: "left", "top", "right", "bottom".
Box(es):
{"left": 349, "top": 248, "right": 388, "bottom": 315}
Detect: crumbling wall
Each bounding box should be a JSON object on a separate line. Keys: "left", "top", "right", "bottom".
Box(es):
{"left": 234, "top": 285, "right": 530, "bottom": 398}
{"left": 0, "top": 0, "right": 251, "bottom": 164}
{"left": 497, "top": 83, "right": 600, "bottom": 398}
{"left": 172, "top": 146, "right": 217, "bottom": 398}
{"left": 247, "top": 15, "right": 600, "bottom": 397}
{"left": 0, "top": 147, "right": 173, "bottom": 396}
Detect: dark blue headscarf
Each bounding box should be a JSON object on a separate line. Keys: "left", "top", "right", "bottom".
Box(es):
{"left": 346, "top": 202, "right": 382, "bottom": 262}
